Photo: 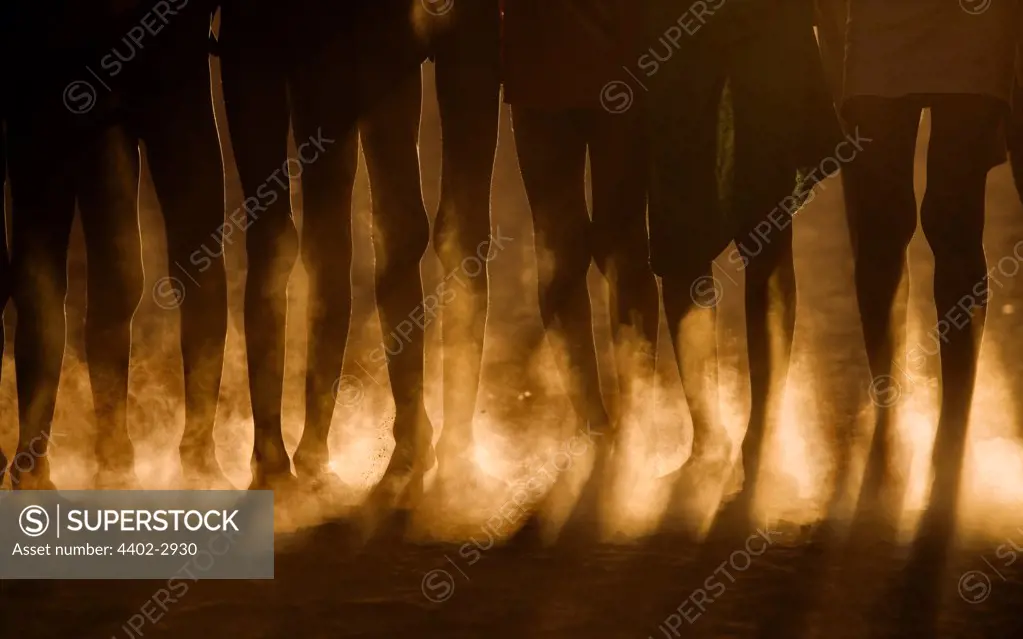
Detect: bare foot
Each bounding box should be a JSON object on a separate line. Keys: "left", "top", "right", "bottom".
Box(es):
{"left": 505, "top": 509, "right": 545, "bottom": 549}
{"left": 10, "top": 456, "right": 58, "bottom": 491}
{"left": 292, "top": 446, "right": 355, "bottom": 498}
{"left": 248, "top": 467, "right": 299, "bottom": 492}
{"left": 181, "top": 452, "right": 234, "bottom": 490}
{"left": 430, "top": 447, "right": 505, "bottom": 513}
{"left": 560, "top": 434, "right": 618, "bottom": 546}
{"left": 94, "top": 468, "right": 141, "bottom": 490}
{"left": 357, "top": 434, "right": 436, "bottom": 544}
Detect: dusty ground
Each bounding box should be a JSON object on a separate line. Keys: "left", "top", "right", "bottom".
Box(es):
{"left": 3, "top": 516, "right": 1023, "bottom": 638}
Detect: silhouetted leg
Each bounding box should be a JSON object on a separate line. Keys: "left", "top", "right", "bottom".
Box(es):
{"left": 430, "top": 1, "right": 502, "bottom": 487}
{"left": 820, "top": 167, "right": 863, "bottom": 530}
{"left": 590, "top": 108, "right": 658, "bottom": 441}
{"left": 841, "top": 96, "right": 919, "bottom": 521}
{"left": 725, "top": 73, "right": 801, "bottom": 518}
{"left": 588, "top": 107, "right": 655, "bottom": 531}
{"left": 647, "top": 59, "right": 731, "bottom": 502}
{"left": 507, "top": 107, "right": 613, "bottom": 543}
{"left": 289, "top": 39, "right": 360, "bottom": 484}
{"left": 1007, "top": 77, "right": 1023, "bottom": 203}
{"left": 220, "top": 7, "right": 297, "bottom": 487}
{"left": 893, "top": 96, "right": 1001, "bottom": 639}
{"left": 143, "top": 64, "right": 230, "bottom": 486}
{"left": 513, "top": 107, "right": 612, "bottom": 434}
{"left": 6, "top": 112, "right": 77, "bottom": 490}
{"left": 551, "top": 106, "right": 656, "bottom": 538}
{"left": 361, "top": 68, "right": 435, "bottom": 504}
{"left": 0, "top": 119, "right": 8, "bottom": 484}
{"left": 78, "top": 125, "right": 144, "bottom": 489}
{"left": 919, "top": 97, "right": 1001, "bottom": 527}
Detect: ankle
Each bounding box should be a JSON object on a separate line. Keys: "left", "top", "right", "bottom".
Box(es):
{"left": 293, "top": 446, "right": 330, "bottom": 477}
{"left": 252, "top": 436, "right": 291, "bottom": 474}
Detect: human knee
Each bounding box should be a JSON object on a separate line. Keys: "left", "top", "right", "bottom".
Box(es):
{"left": 920, "top": 204, "right": 981, "bottom": 253}
{"left": 12, "top": 254, "right": 68, "bottom": 318}
{"left": 0, "top": 257, "right": 10, "bottom": 308}
{"left": 91, "top": 264, "right": 144, "bottom": 325}
{"left": 300, "top": 232, "right": 354, "bottom": 288}
{"left": 432, "top": 206, "right": 492, "bottom": 271}
{"left": 537, "top": 237, "right": 591, "bottom": 295}
{"left": 175, "top": 227, "right": 229, "bottom": 292}
{"left": 245, "top": 214, "right": 299, "bottom": 277}
{"left": 741, "top": 238, "right": 794, "bottom": 289}
{"left": 924, "top": 231, "right": 986, "bottom": 278}
{"left": 375, "top": 212, "right": 430, "bottom": 277}
{"left": 596, "top": 242, "right": 652, "bottom": 285}
{"left": 921, "top": 210, "right": 986, "bottom": 282}
{"left": 857, "top": 212, "right": 916, "bottom": 268}
{"left": 437, "top": 157, "right": 493, "bottom": 215}
{"left": 167, "top": 192, "right": 231, "bottom": 262}
{"left": 651, "top": 247, "right": 714, "bottom": 287}
{"left": 845, "top": 169, "right": 917, "bottom": 259}
{"left": 185, "top": 260, "right": 228, "bottom": 314}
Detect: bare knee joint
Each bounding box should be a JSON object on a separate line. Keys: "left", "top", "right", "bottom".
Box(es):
{"left": 375, "top": 215, "right": 430, "bottom": 279}
{"left": 245, "top": 216, "right": 299, "bottom": 281}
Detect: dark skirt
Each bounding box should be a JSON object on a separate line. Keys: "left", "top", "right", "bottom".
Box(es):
{"left": 643, "top": 0, "right": 843, "bottom": 268}
{"left": 711, "top": 0, "right": 845, "bottom": 174}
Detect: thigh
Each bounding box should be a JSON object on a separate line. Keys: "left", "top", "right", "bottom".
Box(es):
{"left": 840, "top": 96, "right": 921, "bottom": 236}
{"left": 432, "top": 0, "right": 501, "bottom": 182}
{"left": 6, "top": 114, "right": 77, "bottom": 280}
{"left": 646, "top": 47, "right": 727, "bottom": 276}
{"left": 729, "top": 65, "right": 801, "bottom": 243}
{"left": 356, "top": 69, "right": 429, "bottom": 261}
{"left": 928, "top": 95, "right": 1005, "bottom": 197}
{"left": 289, "top": 53, "right": 360, "bottom": 246}
{"left": 2, "top": 117, "right": 9, "bottom": 299}
{"left": 288, "top": 17, "right": 360, "bottom": 173}
{"left": 511, "top": 106, "right": 590, "bottom": 240}
{"left": 357, "top": 69, "right": 426, "bottom": 211}
{"left": 921, "top": 95, "right": 1005, "bottom": 257}
{"left": 588, "top": 108, "right": 649, "bottom": 264}
{"left": 1007, "top": 77, "right": 1023, "bottom": 165}
{"left": 355, "top": 0, "right": 427, "bottom": 119}
{"left": 140, "top": 65, "right": 226, "bottom": 255}
{"left": 219, "top": 0, "right": 292, "bottom": 202}
{"left": 75, "top": 125, "right": 143, "bottom": 281}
